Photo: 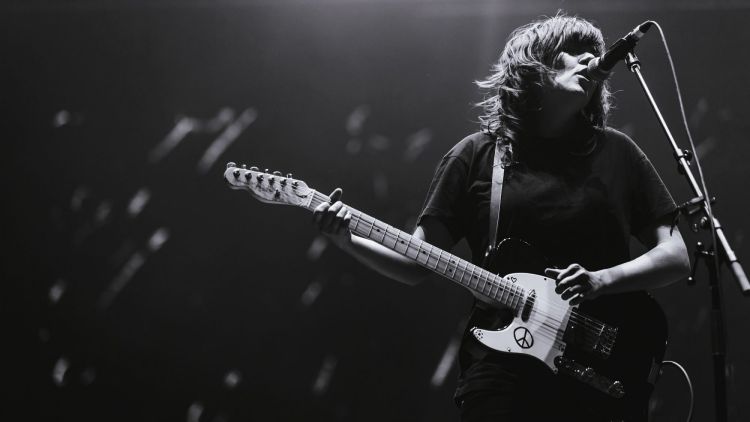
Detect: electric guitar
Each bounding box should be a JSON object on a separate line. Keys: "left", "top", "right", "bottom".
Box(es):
{"left": 224, "top": 162, "right": 667, "bottom": 417}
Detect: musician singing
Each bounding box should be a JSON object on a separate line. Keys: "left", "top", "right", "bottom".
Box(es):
{"left": 313, "top": 14, "right": 689, "bottom": 421}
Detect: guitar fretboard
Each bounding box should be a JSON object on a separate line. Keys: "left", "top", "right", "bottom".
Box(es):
{"left": 305, "top": 190, "right": 525, "bottom": 311}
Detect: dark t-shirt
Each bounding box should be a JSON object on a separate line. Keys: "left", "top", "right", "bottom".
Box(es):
{"left": 417, "top": 127, "right": 677, "bottom": 400}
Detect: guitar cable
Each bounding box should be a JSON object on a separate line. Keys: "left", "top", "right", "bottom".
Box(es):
{"left": 660, "top": 360, "right": 694, "bottom": 422}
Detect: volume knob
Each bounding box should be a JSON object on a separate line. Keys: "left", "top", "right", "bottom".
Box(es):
{"left": 582, "top": 367, "right": 594, "bottom": 379}
{"left": 608, "top": 381, "right": 625, "bottom": 398}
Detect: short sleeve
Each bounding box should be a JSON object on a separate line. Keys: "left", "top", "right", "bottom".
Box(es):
{"left": 416, "top": 154, "right": 470, "bottom": 242}
{"left": 629, "top": 141, "right": 678, "bottom": 234}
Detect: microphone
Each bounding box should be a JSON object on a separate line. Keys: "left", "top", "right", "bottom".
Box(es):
{"left": 587, "top": 21, "right": 653, "bottom": 81}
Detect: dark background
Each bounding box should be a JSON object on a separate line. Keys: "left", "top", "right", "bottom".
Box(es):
{"left": 3, "top": 0, "right": 750, "bottom": 421}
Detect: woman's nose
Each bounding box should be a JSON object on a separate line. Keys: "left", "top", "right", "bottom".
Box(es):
{"left": 578, "top": 52, "right": 596, "bottom": 64}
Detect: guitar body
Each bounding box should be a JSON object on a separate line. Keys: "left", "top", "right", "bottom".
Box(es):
{"left": 470, "top": 238, "right": 668, "bottom": 418}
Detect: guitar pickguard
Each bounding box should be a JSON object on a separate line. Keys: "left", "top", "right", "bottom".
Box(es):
{"left": 470, "top": 272, "right": 570, "bottom": 373}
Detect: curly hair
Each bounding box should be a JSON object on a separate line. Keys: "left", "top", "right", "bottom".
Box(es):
{"left": 476, "top": 14, "right": 612, "bottom": 163}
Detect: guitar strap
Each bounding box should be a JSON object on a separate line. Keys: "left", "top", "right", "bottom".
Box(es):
{"left": 489, "top": 140, "right": 506, "bottom": 254}
{"left": 461, "top": 139, "right": 508, "bottom": 368}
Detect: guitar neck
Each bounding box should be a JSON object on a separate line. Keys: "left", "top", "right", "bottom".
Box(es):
{"left": 303, "top": 190, "right": 524, "bottom": 310}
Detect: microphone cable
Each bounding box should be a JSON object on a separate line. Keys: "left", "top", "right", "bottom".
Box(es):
{"left": 649, "top": 21, "right": 720, "bottom": 268}
{"left": 647, "top": 21, "right": 718, "bottom": 422}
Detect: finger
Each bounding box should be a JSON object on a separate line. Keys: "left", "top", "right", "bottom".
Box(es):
{"left": 314, "top": 202, "right": 330, "bottom": 213}
{"left": 544, "top": 268, "right": 562, "bottom": 279}
{"left": 320, "top": 207, "right": 338, "bottom": 231}
{"left": 561, "top": 283, "right": 589, "bottom": 300}
{"left": 316, "top": 190, "right": 341, "bottom": 227}
{"left": 336, "top": 211, "right": 352, "bottom": 234}
{"left": 556, "top": 271, "right": 586, "bottom": 295}
{"left": 328, "top": 201, "right": 343, "bottom": 214}
{"left": 553, "top": 263, "right": 583, "bottom": 284}
{"left": 333, "top": 207, "right": 348, "bottom": 233}
{"left": 329, "top": 188, "right": 343, "bottom": 203}
{"left": 323, "top": 201, "right": 345, "bottom": 232}
{"left": 321, "top": 202, "right": 345, "bottom": 231}
{"left": 312, "top": 203, "right": 331, "bottom": 225}
{"left": 554, "top": 270, "right": 586, "bottom": 294}
{"left": 570, "top": 293, "right": 587, "bottom": 306}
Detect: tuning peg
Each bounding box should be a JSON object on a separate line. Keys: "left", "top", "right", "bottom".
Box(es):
{"left": 233, "top": 170, "right": 240, "bottom": 179}
{"left": 273, "top": 171, "right": 282, "bottom": 176}
{"left": 264, "top": 169, "right": 269, "bottom": 174}
{"left": 249, "top": 166, "right": 259, "bottom": 171}
{"left": 226, "top": 162, "right": 236, "bottom": 169}
{"left": 241, "top": 164, "right": 247, "bottom": 169}
{"left": 286, "top": 173, "right": 293, "bottom": 179}
{"left": 244, "top": 172, "right": 252, "bottom": 181}
{"left": 256, "top": 174, "right": 264, "bottom": 182}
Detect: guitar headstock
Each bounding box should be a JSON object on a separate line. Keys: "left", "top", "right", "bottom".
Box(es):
{"left": 224, "top": 162, "right": 313, "bottom": 207}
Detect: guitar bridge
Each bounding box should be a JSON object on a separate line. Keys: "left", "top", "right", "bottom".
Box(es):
{"left": 554, "top": 356, "right": 625, "bottom": 398}
{"left": 592, "top": 325, "right": 618, "bottom": 359}
{"left": 564, "top": 316, "right": 618, "bottom": 359}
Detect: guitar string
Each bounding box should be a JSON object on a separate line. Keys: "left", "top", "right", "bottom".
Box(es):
{"left": 309, "top": 196, "right": 611, "bottom": 350}
{"left": 306, "top": 192, "right": 612, "bottom": 348}
{"left": 236, "top": 170, "right": 577, "bottom": 347}
{"left": 350, "top": 216, "right": 609, "bottom": 350}
{"left": 234, "top": 174, "right": 612, "bottom": 350}
{"left": 307, "top": 192, "right": 609, "bottom": 339}
{"left": 330, "top": 197, "right": 604, "bottom": 329}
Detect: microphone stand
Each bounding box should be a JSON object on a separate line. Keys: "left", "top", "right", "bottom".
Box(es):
{"left": 624, "top": 51, "right": 750, "bottom": 422}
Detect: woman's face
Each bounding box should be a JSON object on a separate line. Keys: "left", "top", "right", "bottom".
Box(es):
{"left": 545, "top": 44, "right": 598, "bottom": 106}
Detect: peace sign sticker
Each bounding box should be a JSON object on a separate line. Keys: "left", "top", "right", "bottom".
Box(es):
{"left": 513, "top": 327, "right": 534, "bottom": 349}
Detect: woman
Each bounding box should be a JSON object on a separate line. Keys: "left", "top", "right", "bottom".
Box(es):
{"left": 314, "top": 14, "right": 689, "bottom": 421}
